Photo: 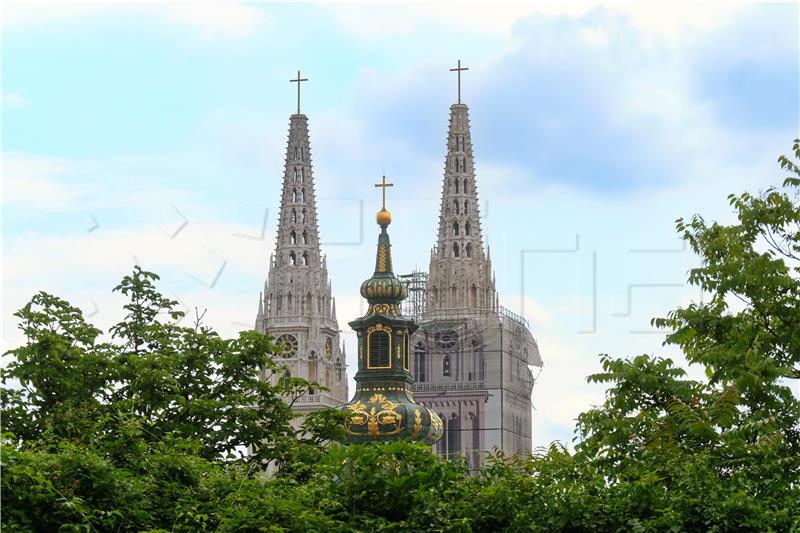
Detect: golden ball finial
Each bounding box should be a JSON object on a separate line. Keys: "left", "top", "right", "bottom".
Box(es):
{"left": 376, "top": 208, "right": 392, "bottom": 226}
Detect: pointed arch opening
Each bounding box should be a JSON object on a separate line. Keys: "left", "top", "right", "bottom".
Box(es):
{"left": 453, "top": 242, "right": 460, "bottom": 257}
{"left": 302, "top": 251, "right": 309, "bottom": 266}
{"left": 299, "top": 189, "right": 305, "bottom": 202}
{"left": 414, "top": 342, "right": 427, "bottom": 382}
{"left": 301, "top": 230, "right": 308, "bottom": 244}
{"left": 289, "top": 231, "right": 297, "bottom": 244}
{"left": 453, "top": 199, "right": 459, "bottom": 214}
{"left": 454, "top": 178, "right": 459, "bottom": 193}
{"left": 301, "top": 209, "right": 307, "bottom": 223}
{"left": 292, "top": 188, "right": 298, "bottom": 202}
{"left": 465, "top": 221, "right": 471, "bottom": 236}
{"left": 466, "top": 242, "right": 473, "bottom": 258}
{"left": 453, "top": 221, "right": 459, "bottom": 236}
{"left": 336, "top": 357, "right": 342, "bottom": 381}
{"left": 289, "top": 251, "right": 297, "bottom": 266}
{"left": 464, "top": 200, "right": 469, "bottom": 215}
{"left": 291, "top": 209, "right": 297, "bottom": 223}
{"left": 463, "top": 179, "right": 468, "bottom": 193}
{"left": 300, "top": 168, "right": 305, "bottom": 182}
{"left": 443, "top": 354, "right": 451, "bottom": 377}
{"left": 293, "top": 167, "right": 298, "bottom": 181}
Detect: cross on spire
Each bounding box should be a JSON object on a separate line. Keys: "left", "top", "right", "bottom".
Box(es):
{"left": 374, "top": 175, "right": 394, "bottom": 210}
{"left": 289, "top": 70, "right": 308, "bottom": 115}
{"left": 449, "top": 59, "right": 469, "bottom": 104}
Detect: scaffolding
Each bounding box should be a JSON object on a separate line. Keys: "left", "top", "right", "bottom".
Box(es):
{"left": 398, "top": 270, "right": 428, "bottom": 322}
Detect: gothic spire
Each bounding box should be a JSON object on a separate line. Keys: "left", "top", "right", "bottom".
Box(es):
{"left": 272, "top": 113, "right": 322, "bottom": 271}
{"left": 427, "top": 66, "right": 497, "bottom": 314}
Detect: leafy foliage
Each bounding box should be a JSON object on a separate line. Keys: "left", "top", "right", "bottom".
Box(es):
{"left": 3, "top": 142, "right": 800, "bottom": 531}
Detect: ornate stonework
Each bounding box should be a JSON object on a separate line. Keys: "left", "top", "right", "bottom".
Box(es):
{"left": 411, "top": 93, "right": 543, "bottom": 469}
{"left": 255, "top": 111, "right": 348, "bottom": 414}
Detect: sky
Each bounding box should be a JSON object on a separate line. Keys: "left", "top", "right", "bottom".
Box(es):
{"left": 2, "top": 1, "right": 798, "bottom": 448}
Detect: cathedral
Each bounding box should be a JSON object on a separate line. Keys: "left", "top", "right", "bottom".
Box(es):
{"left": 255, "top": 64, "right": 542, "bottom": 464}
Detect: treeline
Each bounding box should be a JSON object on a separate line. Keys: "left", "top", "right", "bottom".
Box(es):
{"left": 3, "top": 142, "right": 800, "bottom": 531}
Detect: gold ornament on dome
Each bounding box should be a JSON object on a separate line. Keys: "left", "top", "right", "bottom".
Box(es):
{"left": 344, "top": 393, "right": 404, "bottom": 438}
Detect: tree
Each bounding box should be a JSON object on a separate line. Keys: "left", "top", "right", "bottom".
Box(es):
{"left": 3, "top": 142, "right": 800, "bottom": 531}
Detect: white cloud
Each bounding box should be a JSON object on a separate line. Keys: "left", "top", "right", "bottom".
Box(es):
{"left": 1, "top": 92, "right": 29, "bottom": 107}
{"left": 2, "top": 1, "right": 269, "bottom": 38}
{"left": 2, "top": 155, "right": 86, "bottom": 210}
{"left": 322, "top": 1, "right": 744, "bottom": 42}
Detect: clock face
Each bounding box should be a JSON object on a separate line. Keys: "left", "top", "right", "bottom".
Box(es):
{"left": 325, "top": 337, "right": 333, "bottom": 360}
{"left": 436, "top": 329, "right": 458, "bottom": 349}
{"left": 274, "top": 334, "right": 298, "bottom": 357}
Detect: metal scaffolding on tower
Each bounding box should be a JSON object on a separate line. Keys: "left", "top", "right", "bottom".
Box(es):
{"left": 398, "top": 269, "right": 428, "bottom": 322}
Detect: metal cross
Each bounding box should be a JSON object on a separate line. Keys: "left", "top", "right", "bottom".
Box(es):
{"left": 374, "top": 175, "right": 394, "bottom": 210}
{"left": 449, "top": 59, "right": 469, "bottom": 104}
{"left": 289, "top": 70, "right": 308, "bottom": 115}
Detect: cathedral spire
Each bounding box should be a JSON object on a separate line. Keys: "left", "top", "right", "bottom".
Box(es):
{"left": 272, "top": 112, "right": 322, "bottom": 271}
{"left": 255, "top": 75, "right": 348, "bottom": 412}
{"left": 427, "top": 64, "right": 497, "bottom": 315}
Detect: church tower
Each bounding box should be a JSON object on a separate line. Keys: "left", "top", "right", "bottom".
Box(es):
{"left": 408, "top": 61, "right": 542, "bottom": 470}
{"left": 341, "top": 177, "right": 442, "bottom": 445}
{"left": 256, "top": 72, "right": 348, "bottom": 415}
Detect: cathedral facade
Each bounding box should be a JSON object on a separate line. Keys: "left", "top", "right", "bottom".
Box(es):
{"left": 255, "top": 103, "right": 349, "bottom": 417}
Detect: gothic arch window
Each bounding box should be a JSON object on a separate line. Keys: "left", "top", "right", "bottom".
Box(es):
{"left": 470, "top": 284, "right": 477, "bottom": 306}
{"left": 453, "top": 221, "right": 459, "bottom": 236}
{"left": 293, "top": 168, "right": 298, "bottom": 181}
{"left": 438, "top": 415, "right": 448, "bottom": 455}
{"left": 463, "top": 179, "right": 468, "bottom": 193}
{"left": 291, "top": 209, "right": 297, "bottom": 223}
{"left": 443, "top": 354, "right": 451, "bottom": 376}
{"left": 287, "top": 292, "right": 293, "bottom": 314}
{"left": 465, "top": 222, "right": 471, "bottom": 236}
{"left": 300, "top": 146, "right": 305, "bottom": 161}
{"left": 301, "top": 230, "right": 308, "bottom": 244}
{"left": 292, "top": 188, "right": 298, "bottom": 202}
{"left": 414, "top": 342, "right": 427, "bottom": 382}
{"left": 300, "top": 168, "right": 305, "bottom": 182}
{"left": 453, "top": 243, "right": 460, "bottom": 258}
{"left": 461, "top": 157, "right": 466, "bottom": 173}
{"left": 302, "top": 251, "right": 309, "bottom": 266}
{"left": 403, "top": 331, "right": 410, "bottom": 371}
{"left": 299, "top": 189, "right": 305, "bottom": 202}
{"left": 368, "top": 329, "right": 391, "bottom": 368}
{"left": 336, "top": 357, "right": 342, "bottom": 381}
{"left": 448, "top": 414, "right": 461, "bottom": 456}
{"left": 305, "top": 293, "right": 312, "bottom": 314}
{"left": 294, "top": 146, "right": 299, "bottom": 161}
{"left": 466, "top": 242, "right": 473, "bottom": 258}
{"left": 301, "top": 209, "right": 307, "bottom": 223}
{"left": 453, "top": 199, "right": 459, "bottom": 214}
{"left": 464, "top": 200, "right": 469, "bottom": 215}
{"left": 454, "top": 178, "right": 459, "bottom": 193}
{"left": 289, "top": 231, "right": 297, "bottom": 244}
{"left": 289, "top": 252, "right": 296, "bottom": 266}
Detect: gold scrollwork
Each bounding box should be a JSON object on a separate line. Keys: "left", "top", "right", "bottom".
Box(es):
{"left": 344, "top": 394, "right": 404, "bottom": 438}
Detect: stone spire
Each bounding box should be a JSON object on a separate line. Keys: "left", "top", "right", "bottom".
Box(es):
{"left": 256, "top": 80, "right": 348, "bottom": 409}
{"left": 426, "top": 99, "right": 497, "bottom": 315}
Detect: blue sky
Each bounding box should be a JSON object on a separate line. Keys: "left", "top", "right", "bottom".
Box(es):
{"left": 3, "top": 1, "right": 798, "bottom": 447}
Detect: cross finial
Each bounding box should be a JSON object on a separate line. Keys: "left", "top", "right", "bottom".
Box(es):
{"left": 449, "top": 59, "right": 469, "bottom": 104}
{"left": 289, "top": 70, "right": 308, "bottom": 115}
{"left": 374, "top": 174, "right": 394, "bottom": 211}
